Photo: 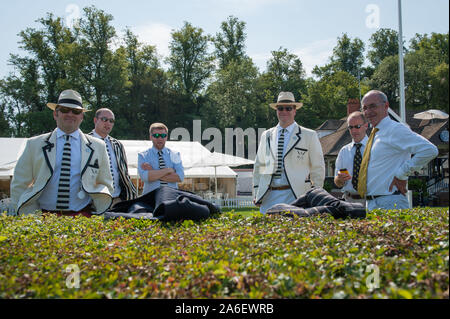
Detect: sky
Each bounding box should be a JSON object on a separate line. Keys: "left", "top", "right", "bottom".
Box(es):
{"left": 0, "top": 0, "right": 448, "bottom": 79}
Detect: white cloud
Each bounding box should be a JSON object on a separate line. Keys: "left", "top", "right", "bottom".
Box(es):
{"left": 131, "top": 23, "right": 173, "bottom": 57}
{"left": 293, "top": 38, "right": 336, "bottom": 76}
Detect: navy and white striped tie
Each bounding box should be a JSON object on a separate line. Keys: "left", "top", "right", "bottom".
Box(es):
{"left": 56, "top": 135, "right": 71, "bottom": 210}
{"left": 158, "top": 151, "right": 167, "bottom": 186}
{"left": 274, "top": 129, "right": 286, "bottom": 179}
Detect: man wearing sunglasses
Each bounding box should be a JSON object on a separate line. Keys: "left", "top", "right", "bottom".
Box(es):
{"left": 334, "top": 111, "right": 368, "bottom": 204}
{"left": 89, "top": 108, "right": 137, "bottom": 203}
{"left": 10, "top": 89, "right": 114, "bottom": 216}
{"left": 138, "top": 122, "right": 184, "bottom": 195}
{"left": 253, "top": 91, "right": 325, "bottom": 214}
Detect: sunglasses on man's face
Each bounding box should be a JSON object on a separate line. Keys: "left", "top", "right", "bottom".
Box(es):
{"left": 57, "top": 107, "right": 83, "bottom": 115}
{"left": 277, "top": 106, "right": 293, "bottom": 112}
{"left": 152, "top": 133, "right": 168, "bottom": 139}
{"left": 348, "top": 124, "right": 364, "bottom": 130}
{"left": 99, "top": 117, "right": 115, "bottom": 123}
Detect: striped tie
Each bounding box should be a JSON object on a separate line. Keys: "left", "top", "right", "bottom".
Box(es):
{"left": 274, "top": 129, "right": 286, "bottom": 179}
{"left": 104, "top": 137, "right": 115, "bottom": 191}
{"left": 158, "top": 151, "right": 167, "bottom": 186}
{"left": 357, "top": 128, "right": 379, "bottom": 198}
{"left": 352, "top": 143, "right": 362, "bottom": 191}
{"left": 56, "top": 135, "right": 71, "bottom": 210}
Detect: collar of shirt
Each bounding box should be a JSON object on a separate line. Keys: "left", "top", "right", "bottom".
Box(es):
{"left": 374, "top": 116, "right": 392, "bottom": 131}
{"left": 56, "top": 128, "right": 80, "bottom": 141}
{"left": 276, "top": 121, "right": 297, "bottom": 135}
{"left": 91, "top": 130, "right": 110, "bottom": 142}
{"left": 151, "top": 146, "right": 167, "bottom": 155}
{"left": 351, "top": 135, "right": 369, "bottom": 148}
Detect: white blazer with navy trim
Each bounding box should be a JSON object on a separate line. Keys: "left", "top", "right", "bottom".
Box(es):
{"left": 253, "top": 124, "right": 325, "bottom": 204}
{"left": 10, "top": 129, "right": 113, "bottom": 215}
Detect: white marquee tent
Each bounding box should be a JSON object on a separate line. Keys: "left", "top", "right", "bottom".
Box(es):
{"left": 0, "top": 138, "right": 253, "bottom": 181}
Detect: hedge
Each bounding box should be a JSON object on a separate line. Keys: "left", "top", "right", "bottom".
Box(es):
{"left": 0, "top": 207, "right": 448, "bottom": 298}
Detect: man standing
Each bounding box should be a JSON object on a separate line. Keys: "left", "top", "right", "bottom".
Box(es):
{"left": 358, "top": 90, "right": 438, "bottom": 210}
{"left": 10, "top": 89, "right": 113, "bottom": 216}
{"left": 334, "top": 111, "right": 368, "bottom": 205}
{"left": 89, "top": 108, "right": 137, "bottom": 203}
{"left": 138, "top": 123, "right": 184, "bottom": 195}
{"left": 253, "top": 91, "right": 325, "bottom": 214}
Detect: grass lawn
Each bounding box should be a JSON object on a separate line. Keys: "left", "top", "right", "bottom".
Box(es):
{"left": 0, "top": 207, "right": 448, "bottom": 298}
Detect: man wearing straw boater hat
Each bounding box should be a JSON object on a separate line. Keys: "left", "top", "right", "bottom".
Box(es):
{"left": 253, "top": 91, "right": 325, "bottom": 213}
{"left": 10, "top": 89, "right": 114, "bottom": 216}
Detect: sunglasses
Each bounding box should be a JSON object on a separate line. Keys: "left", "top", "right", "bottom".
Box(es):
{"left": 57, "top": 107, "right": 83, "bottom": 115}
{"left": 348, "top": 124, "right": 364, "bottom": 130}
{"left": 152, "top": 133, "right": 168, "bottom": 139}
{"left": 99, "top": 117, "right": 115, "bottom": 123}
{"left": 277, "top": 106, "right": 293, "bottom": 112}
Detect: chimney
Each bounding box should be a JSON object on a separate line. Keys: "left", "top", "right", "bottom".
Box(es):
{"left": 347, "top": 98, "right": 360, "bottom": 116}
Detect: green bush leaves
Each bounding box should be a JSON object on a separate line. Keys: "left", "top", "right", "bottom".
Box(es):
{"left": 0, "top": 208, "right": 448, "bottom": 298}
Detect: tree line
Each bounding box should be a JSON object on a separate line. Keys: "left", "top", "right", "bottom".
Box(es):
{"left": 0, "top": 6, "right": 448, "bottom": 156}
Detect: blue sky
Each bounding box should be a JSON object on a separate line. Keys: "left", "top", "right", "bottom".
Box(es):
{"left": 0, "top": 0, "right": 448, "bottom": 78}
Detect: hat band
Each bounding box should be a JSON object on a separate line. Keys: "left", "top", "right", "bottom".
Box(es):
{"left": 278, "top": 99, "right": 295, "bottom": 103}
{"left": 58, "top": 98, "right": 83, "bottom": 107}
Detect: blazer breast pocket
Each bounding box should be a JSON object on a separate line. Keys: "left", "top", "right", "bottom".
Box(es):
{"left": 294, "top": 147, "right": 308, "bottom": 161}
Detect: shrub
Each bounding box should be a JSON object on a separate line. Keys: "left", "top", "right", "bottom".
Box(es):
{"left": 0, "top": 208, "right": 448, "bottom": 298}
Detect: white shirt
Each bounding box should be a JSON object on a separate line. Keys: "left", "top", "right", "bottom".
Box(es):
{"left": 271, "top": 121, "right": 297, "bottom": 187}
{"left": 38, "top": 128, "right": 91, "bottom": 211}
{"left": 91, "top": 131, "right": 121, "bottom": 197}
{"left": 334, "top": 135, "right": 369, "bottom": 193}
{"left": 366, "top": 116, "right": 438, "bottom": 196}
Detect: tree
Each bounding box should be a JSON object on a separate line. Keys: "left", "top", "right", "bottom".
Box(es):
{"left": 303, "top": 71, "right": 366, "bottom": 128}
{"left": 214, "top": 16, "right": 247, "bottom": 69}
{"left": 404, "top": 32, "right": 449, "bottom": 110}
{"left": 167, "top": 21, "right": 215, "bottom": 108}
{"left": 205, "top": 57, "right": 261, "bottom": 129}
{"left": 368, "top": 28, "right": 403, "bottom": 68}
{"left": 314, "top": 33, "right": 365, "bottom": 79}
{"left": 0, "top": 14, "right": 70, "bottom": 137}
{"left": 119, "top": 28, "right": 168, "bottom": 139}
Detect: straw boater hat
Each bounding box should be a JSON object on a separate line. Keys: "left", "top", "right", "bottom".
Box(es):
{"left": 269, "top": 91, "right": 303, "bottom": 110}
{"left": 47, "top": 89, "right": 90, "bottom": 112}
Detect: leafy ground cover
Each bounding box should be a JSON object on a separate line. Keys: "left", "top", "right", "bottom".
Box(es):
{"left": 0, "top": 207, "right": 448, "bottom": 298}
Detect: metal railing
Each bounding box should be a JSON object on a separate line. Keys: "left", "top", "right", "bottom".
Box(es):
{"left": 210, "top": 197, "right": 256, "bottom": 209}
{"left": 427, "top": 178, "right": 449, "bottom": 195}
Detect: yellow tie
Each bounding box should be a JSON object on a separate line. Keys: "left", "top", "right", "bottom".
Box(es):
{"left": 357, "top": 127, "right": 379, "bottom": 198}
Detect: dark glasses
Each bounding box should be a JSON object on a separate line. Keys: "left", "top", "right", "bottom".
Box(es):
{"left": 57, "top": 106, "right": 83, "bottom": 115}
{"left": 277, "top": 106, "right": 293, "bottom": 112}
{"left": 348, "top": 124, "right": 364, "bottom": 130}
{"left": 99, "top": 117, "right": 115, "bottom": 123}
{"left": 152, "top": 133, "right": 167, "bottom": 138}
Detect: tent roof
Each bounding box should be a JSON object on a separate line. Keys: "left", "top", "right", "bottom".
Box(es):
{"left": 0, "top": 138, "right": 27, "bottom": 179}
{"left": 0, "top": 138, "right": 247, "bottom": 179}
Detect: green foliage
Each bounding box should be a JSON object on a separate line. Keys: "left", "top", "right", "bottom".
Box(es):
{"left": 167, "top": 21, "right": 215, "bottom": 103}
{"left": 0, "top": 208, "right": 448, "bottom": 298}
{"left": 368, "top": 28, "right": 404, "bottom": 68}
{"left": 213, "top": 16, "right": 247, "bottom": 70}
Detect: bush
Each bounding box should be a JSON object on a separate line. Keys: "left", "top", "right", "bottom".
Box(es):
{"left": 0, "top": 208, "right": 448, "bottom": 298}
